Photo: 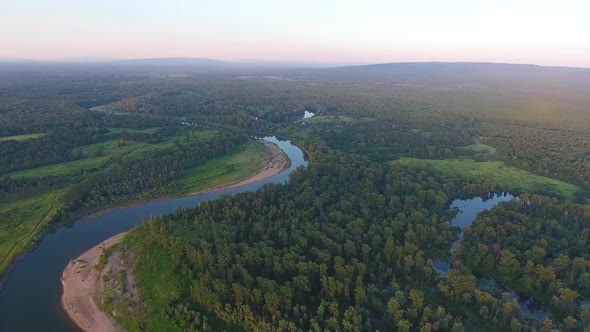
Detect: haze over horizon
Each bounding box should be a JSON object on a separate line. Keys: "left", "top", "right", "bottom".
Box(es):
{"left": 2, "top": 0, "right": 589, "bottom": 68}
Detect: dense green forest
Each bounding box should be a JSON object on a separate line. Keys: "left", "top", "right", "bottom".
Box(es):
{"left": 101, "top": 146, "right": 590, "bottom": 331}
{"left": 458, "top": 196, "right": 590, "bottom": 312}
{"left": 1, "top": 62, "right": 590, "bottom": 330}
{"left": 0, "top": 64, "right": 281, "bottom": 276}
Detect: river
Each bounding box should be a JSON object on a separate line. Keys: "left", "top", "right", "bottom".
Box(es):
{"left": 0, "top": 136, "right": 306, "bottom": 332}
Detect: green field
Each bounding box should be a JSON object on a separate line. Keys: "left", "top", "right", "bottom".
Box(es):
{"left": 305, "top": 115, "right": 354, "bottom": 123}
{"left": 410, "top": 128, "right": 433, "bottom": 137}
{"left": 0, "top": 190, "right": 65, "bottom": 276}
{"left": 6, "top": 156, "right": 109, "bottom": 179}
{"left": 0, "top": 133, "right": 46, "bottom": 141}
{"left": 6, "top": 129, "right": 220, "bottom": 179}
{"left": 393, "top": 157, "right": 585, "bottom": 201}
{"left": 106, "top": 127, "right": 161, "bottom": 135}
{"left": 172, "top": 139, "right": 271, "bottom": 194}
{"left": 460, "top": 142, "right": 497, "bottom": 155}
{"left": 0, "top": 130, "right": 271, "bottom": 278}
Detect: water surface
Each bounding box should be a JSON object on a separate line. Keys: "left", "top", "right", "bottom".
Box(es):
{"left": 435, "top": 192, "right": 515, "bottom": 273}
{"left": 434, "top": 192, "right": 556, "bottom": 320}
{"left": 0, "top": 136, "right": 306, "bottom": 332}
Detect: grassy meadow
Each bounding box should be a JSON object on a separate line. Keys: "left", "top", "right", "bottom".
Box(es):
{"left": 393, "top": 157, "right": 585, "bottom": 201}
{"left": 172, "top": 139, "right": 271, "bottom": 194}
{"left": 0, "top": 133, "right": 47, "bottom": 141}
{"left": 0, "top": 128, "right": 270, "bottom": 277}
{"left": 0, "top": 190, "right": 66, "bottom": 277}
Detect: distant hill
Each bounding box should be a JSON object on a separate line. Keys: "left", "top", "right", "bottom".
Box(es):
{"left": 330, "top": 61, "right": 590, "bottom": 79}
{"left": 0, "top": 58, "right": 36, "bottom": 63}
{"left": 115, "top": 58, "right": 333, "bottom": 68}
{"left": 310, "top": 62, "right": 590, "bottom": 90}
{"left": 116, "top": 57, "right": 229, "bottom": 67}
{"left": 61, "top": 56, "right": 120, "bottom": 62}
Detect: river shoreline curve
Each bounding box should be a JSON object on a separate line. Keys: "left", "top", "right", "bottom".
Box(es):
{"left": 83, "top": 140, "right": 289, "bottom": 221}
{"left": 185, "top": 140, "right": 290, "bottom": 196}
{"left": 60, "top": 139, "right": 290, "bottom": 332}
{"left": 61, "top": 233, "right": 126, "bottom": 332}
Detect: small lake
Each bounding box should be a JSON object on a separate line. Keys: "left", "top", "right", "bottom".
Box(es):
{"left": 0, "top": 136, "right": 307, "bottom": 332}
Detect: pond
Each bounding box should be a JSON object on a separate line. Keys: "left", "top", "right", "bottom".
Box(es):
{"left": 0, "top": 136, "right": 307, "bottom": 332}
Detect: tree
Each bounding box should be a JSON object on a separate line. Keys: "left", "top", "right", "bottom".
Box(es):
{"left": 447, "top": 270, "right": 476, "bottom": 302}
{"left": 397, "top": 319, "right": 412, "bottom": 332}
{"left": 499, "top": 249, "right": 519, "bottom": 274}
{"left": 409, "top": 289, "right": 425, "bottom": 310}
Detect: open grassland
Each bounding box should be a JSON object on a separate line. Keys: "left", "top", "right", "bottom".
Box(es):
{"left": 0, "top": 133, "right": 46, "bottom": 141}
{"left": 0, "top": 190, "right": 66, "bottom": 277}
{"left": 173, "top": 139, "right": 271, "bottom": 194}
{"left": 305, "top": 115, "right": 355, "bottom": 123}
{"left": 460, "top": 141, "right": 497, "bottom": 156}
{"left": 393, "top": 157, "right": 585, "bottom": 201}
{"left": 0, "top": 130, "right": 267, "bottom": 278}
{"left": 5, "top": 129, "right": 219, "bottom": 179}
{"left": 106, "top": 127, "right": 161, "bottom": 135}
{"left": 6, "top": 156, "right": 109, "bottom": 179}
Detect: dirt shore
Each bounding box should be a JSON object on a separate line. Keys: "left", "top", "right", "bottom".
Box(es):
{"left": 61, "top": 141, "right": 289, "bottom": 331}
{"left": 61, "top": 232, "right": 126, "bottom": 332}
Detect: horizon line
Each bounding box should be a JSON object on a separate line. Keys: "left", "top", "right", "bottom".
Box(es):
{"left": 1, "top": 57, "right": 590, "bottom": 70}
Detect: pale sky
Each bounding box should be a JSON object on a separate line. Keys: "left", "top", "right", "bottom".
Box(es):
{"left": 2, "top": 0, "right": 589, "bottom": 67}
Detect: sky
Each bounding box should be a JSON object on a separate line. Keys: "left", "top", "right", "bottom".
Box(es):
{"left": 1, "top": 0, "right": 590, "bottom": 67}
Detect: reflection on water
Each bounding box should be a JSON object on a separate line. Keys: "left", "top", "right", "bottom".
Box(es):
{"left": 434, "top": 192, "right": 515, "bottom": 276}
{"left": 433, "top": 192, "right": 563, "bottom": 320}
{"left": 0, "top": 136, "right": 307, "bottom": 332}
{"left": 450, "top": 192, "right": 516, "bottom": 252}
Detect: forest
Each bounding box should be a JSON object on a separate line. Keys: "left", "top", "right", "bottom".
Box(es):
{"left": 1, "top": 62, "right": 590, "bottom": 330}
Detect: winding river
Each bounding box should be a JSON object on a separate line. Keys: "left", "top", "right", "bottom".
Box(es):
{"left": 0, "top": 136, "right": 306, "bottom": 332}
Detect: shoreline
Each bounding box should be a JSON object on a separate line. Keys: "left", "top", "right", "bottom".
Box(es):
{"left": 184, "top": 140, "right": 290, "bottom": 196}
{"left": 61, "top": 232, "right": 127, "bottom": 332}
{"left": 1, "top": 140, "right": 289, "bottom": 287}
{"left": 82, "top": 140, "right": 289, "bottom": 220}
{"left": 60, "top": 141, "right": 289, "bottom": 331}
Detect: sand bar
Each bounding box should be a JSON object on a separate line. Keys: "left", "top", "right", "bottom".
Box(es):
{"left": 61, "top": 141, "right": 289, "bottom": 331}
{"left": 61, "top": 232, "right": 126, "bottom": 332}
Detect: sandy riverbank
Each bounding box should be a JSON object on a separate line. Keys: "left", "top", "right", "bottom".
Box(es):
{"left": 61, "top": 232, "right": 126, "bottom": 332}
{"left": 61, "top": 141, "right": 289, "bottom": 331}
